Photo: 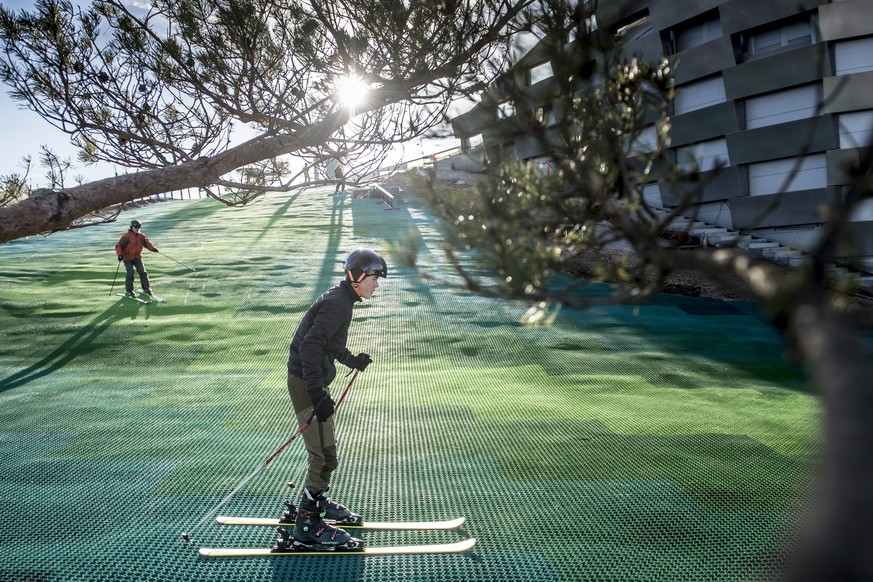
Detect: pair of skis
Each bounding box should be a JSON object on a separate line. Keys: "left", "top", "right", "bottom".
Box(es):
{"left": 199, "top": 514, "right": 475, "bottom": 558}
{"left": 116, "top": 290, "right": 165, "bottom": 304}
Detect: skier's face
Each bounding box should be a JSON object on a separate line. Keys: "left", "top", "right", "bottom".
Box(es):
{"left": 356, "top": 275, "right": 380, "bottom": 299}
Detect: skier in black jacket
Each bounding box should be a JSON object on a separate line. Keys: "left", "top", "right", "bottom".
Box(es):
{"left": 286, "top": 248, "right": 387, "bottom": 549}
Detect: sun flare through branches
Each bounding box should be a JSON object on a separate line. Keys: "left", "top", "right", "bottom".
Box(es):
{"left": 334, "top": 74, "right": 371, "bottom": 112}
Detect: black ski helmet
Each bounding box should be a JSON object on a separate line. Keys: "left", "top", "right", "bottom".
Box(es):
{"left": 130, "top": 219, "right": 142, "bottom": 228}
{"left": 343, "top": 248, "right": 387, "bottom": 282}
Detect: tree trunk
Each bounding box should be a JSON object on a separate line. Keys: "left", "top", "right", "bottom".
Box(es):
{"left": 785, "top": 291, "right": 873, "bottom": 581}
{"left": 0, "top": 128, "right": 329, "bottom": 243}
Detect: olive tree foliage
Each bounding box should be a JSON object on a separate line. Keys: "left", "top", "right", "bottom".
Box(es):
{"left": 417, "top": 2, "right": 873, "bottom": 580}
{"left": 0, "top": 0, "right": 534, "bottom": 242}
{"left": 2, "top": 148, "right": 78, "bottom": 204}
{"left": 0, "top": 159, "right": 31, "bottom": 207}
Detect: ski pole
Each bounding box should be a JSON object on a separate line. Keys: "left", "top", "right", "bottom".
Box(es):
{"left": 109, "top": 260, "right": 122, "bottom": 296}
{"left": 156, "top": 250, "right": 197, "bottom": 272}
{"left": 181, "top": 370, "right": 360, "bottom": 543}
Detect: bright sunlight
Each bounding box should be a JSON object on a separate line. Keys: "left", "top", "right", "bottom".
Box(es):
{"left": 334, "top": 74, "right": 370, "bottom": 110}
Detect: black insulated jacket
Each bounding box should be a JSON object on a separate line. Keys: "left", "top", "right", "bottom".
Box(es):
{"left": 287, "top": 280, "right": 361, "bottom": 400}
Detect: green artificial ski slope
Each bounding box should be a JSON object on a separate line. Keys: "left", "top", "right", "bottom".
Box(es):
{"left": 0, "top": 185, "right": 820, "bottom": 581}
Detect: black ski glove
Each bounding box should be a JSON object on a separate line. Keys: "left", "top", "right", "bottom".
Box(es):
{"left": 349, "top": 352, "right": 372, "bottom": 372}
{"left": 118, "top": 255, "right": 123, "bottom": 261}
{"left": 311, "top": 393, "right": 336, "bottom": 422}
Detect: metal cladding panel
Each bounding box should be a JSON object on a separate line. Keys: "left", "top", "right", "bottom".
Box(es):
{"left": 828, "top": 149, "right": 868, "bottom": 187}
{"left": 726, "top": 116, "right": 838, "bottom": 165}
{"left": 672, "top": 37, "right": 737, "bottom": 85}
{"left": 720, "top": 0, "right": 824, "bottom": 35}
{"left": 646, "top": 0, "right": 724, "bottom": 31}
{"left": 523, "top": 77, "right": 560, "bottom": 105}
{"left": 723, "top": 45, "right": 830, "bottom": 100}
{"left": 671, "top": 102, "right": 739, "bottom": 147}
{"left": 452, "top": 107, "right": 496, "bottom": 138}
{"left": 744, "top": 85, "right": 822, "bottom": 129}
{"left": 699, "top": 166, "right": 744, "bottom": 203}
{"left": 656, "top": 180, "right": 685, "bottom": 207}
{"left": 838, "top": 108, "right": 873, "bottom": 147}
{"left": 515, "top": 133, "right": 551, "bottom": 160}
{"left": 823, "top": 71, "right": 873, "bottom": 114}
{"left": 747, "top": 154, "right": 828, "bottom": 195}
{"left": 594, "top": 0, "right": 650, "bottom": 31}
{"left": 820, "top": 0, "right": 873, "bottom": 41}
{"left": 481, "top": 116, "right": 531, "bottom": 143}
{"left": 845, "top": 221, "right": 873, "bottom": 256}
{"left": 675, "top": 76, "right": 727, "bottom": 115}
{"left": 729, "top": 187, "right": 840, "bottom": 229}
{"left": 834, "top": 37, "right": 873, "bottom": 75}
{"left": 614, "top": 33, "right": 666, "bottom": 62}
{"left": 660, "top": 167, "right": 743, "bottom": 206}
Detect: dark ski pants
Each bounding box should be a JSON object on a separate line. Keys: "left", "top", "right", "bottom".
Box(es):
{"left": 287, "top": 374, "right": 338, "bottom": 492}
{"left": 123, "top": 258, "right": 151, "bottom": 293}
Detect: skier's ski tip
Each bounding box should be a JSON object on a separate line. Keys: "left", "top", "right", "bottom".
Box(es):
{"left": 116, "top": 293, "right": 149, "bottom": 304}
{"left": 139, "top": 289, "right": 165, "bottom": 302}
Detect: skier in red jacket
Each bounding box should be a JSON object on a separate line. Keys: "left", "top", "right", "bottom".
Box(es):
{"left": 115, "top": 219, "right": 159, "bottom": 297}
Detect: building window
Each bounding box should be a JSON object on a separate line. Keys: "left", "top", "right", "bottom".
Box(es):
{"left": 670, "top": 12, "right": 723, "bottom": 54}
{"left": 744, "top": 84, "right": 822, "bottom": 129}
{"left": 528, "top": 61, "right": 553, "bottom": 85}
{"left": 676, "top": 138, "right": 730, "bottom": 172}
{"left": 674, "top": 76, "right": 727, "bottom": 115}
{"left": 747, "top": 154, "right": 827, "bottom": 196}
{"left": 849, "top": 199, "right": 873, "bottom": 222}
{"left": 835, "top": 37, "right": 873, "bottom": 75}
{"left": 534, "top": 106, "right": 556, "bottom": 127}
{"left": 567, "top": 2, "right": 599, "bottom": 43}
{"left": 499, "top": 142, "right": 519, "bottom": 161}
{"left": 838, "top": 111, "right": 873, "bottom": 149}
{"left": 531, "top": 156, "right": 555, "bottom": 176}
{"left": 741, "top": 16, "right": 817, "bottom": 61}
{"left": 613, "top": 11, "right": 652, "bottom": 43}
{"left": 462, "top": 134, "right": 484, "bottom": 152}
{"left": 497, "top": 100, "right": 515, "bottom": 119}
{"left": 630, "top": 126, "right": 658, "bottom": 155}
{"left": 642, "top": 182, "right": 662, "bottom": 207}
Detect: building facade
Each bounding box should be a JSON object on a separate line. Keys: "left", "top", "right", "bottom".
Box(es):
{"left": 451, "top": 0, "right": 873, "bottom": 273}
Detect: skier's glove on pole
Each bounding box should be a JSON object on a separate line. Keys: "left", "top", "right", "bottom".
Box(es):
{"left": 312, "top": 393, "right": 336, "bottom": 422}
{"left": 118, "top": 255, "right": 123, "bottom": 261}
{"left": 351, "top": 353, "right": 372, "bottom": 372}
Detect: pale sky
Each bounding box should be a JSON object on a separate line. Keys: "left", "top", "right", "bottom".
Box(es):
{"left": 0, "top": 0, "right": 111, "bottom": 186}
{"left": 0, "top": 88, "right": 112, "bottom": 186}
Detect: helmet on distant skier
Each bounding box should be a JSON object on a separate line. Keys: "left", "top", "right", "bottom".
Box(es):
{"left": 130, "top": 219, "right": 142, "bottom": 229}
{"left": 343, "top": 248, "right": 387, "bottom": 283}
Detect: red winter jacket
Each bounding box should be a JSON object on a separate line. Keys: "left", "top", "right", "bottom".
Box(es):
{"left": 115, "top": 230, "right": 157, "bottom": 260}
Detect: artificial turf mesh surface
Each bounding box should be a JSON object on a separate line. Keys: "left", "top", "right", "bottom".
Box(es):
{"left": 0, "top": 185, "right": 820, "bottom": 581}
